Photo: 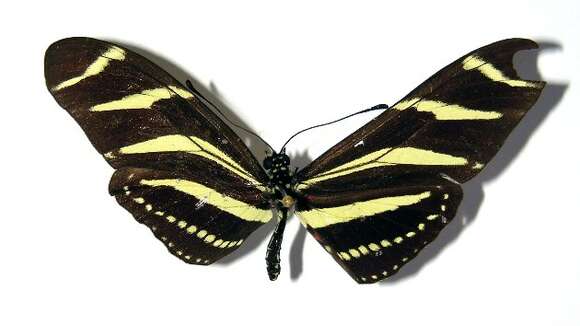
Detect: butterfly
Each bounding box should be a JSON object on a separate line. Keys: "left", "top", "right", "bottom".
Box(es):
{"left": 45, "top": 37, "right": 544, "bottom": 283}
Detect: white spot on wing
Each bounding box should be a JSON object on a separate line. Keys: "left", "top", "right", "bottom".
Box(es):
{"left": 195, "top": 197, "right": 208, "bottom": 210}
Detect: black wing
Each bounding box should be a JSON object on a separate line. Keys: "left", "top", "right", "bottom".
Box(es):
{"left": 296, "top": 173, "right": 462, "bottom": 283}
{"left": 295, "top": 38, "right": 545, "bottom": 283}
{"left": 45, "top": 37, "right": 271, "bottom": 264}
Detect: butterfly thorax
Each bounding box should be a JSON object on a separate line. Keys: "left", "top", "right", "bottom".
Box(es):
{"left": 263, "top": 152, "right": 297, "bottom": 205}
{"left": 263, "top": 152, "right": 292, "bottom": 187}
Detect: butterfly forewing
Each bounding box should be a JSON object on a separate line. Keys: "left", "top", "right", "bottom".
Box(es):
{"left": 45, "top": 37, "right": 267, "bottom": 183}
{"left": 295, "top": 38, "right": 544, "bottom": 283}
{"left": 45, "top": 37, "right": 272, "bottom": 264}
{"left": 297, "top": 38, "right": 545, "bottom": 188}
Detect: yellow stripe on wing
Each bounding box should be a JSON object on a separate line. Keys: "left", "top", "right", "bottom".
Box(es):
{"left": 53, "top": 46, "right": 126, "bottom": 91}
{"left": 462, "top": 55, "right": 542, "bottom": 88}
{"left": 298, "top": 191, "right": 431, "bottom": 228}
{"left": 90, "top": 86, "right": 193, "bottom": 111}
{"left": 298, "top": 147, "right": 466, "bottom": 189}
{"left": 140, "top": 179, "right": 272, "bottom": 223}
{"left": 106, "top": 134, "right": 265, "bottom": 191}
{"left": 392, "top": 98, "right": 503, "bottom": 120}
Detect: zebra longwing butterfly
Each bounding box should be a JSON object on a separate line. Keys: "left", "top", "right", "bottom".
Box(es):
{"left": 45, "top": 37, "right": 544, "bottom": 283}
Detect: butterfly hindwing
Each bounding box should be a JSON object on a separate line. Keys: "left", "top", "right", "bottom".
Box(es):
{"left": 295, "top": 38, "right": 544, "bottom": 283}
{"left": 110, "top": 168, "right": 272, "bottom": 264}
{"left": 45, "top": 37, "right": 272, "bottom": 264}
{"left": 296, "top": 173, "right": 462, "bottom": 283}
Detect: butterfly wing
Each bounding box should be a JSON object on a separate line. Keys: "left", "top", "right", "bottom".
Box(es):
{"left": 295, "top": 38, "right": 545, "bottom": 283}
{"left": 296, "top": 173, "right": 462, "bottom": 283}
{"left": 45, "top": 37, "right": 271, "bottom": 264}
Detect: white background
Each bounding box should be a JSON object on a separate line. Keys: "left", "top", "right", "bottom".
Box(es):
{"left": 1, "top": 1, "right": 578, "bottom": 325}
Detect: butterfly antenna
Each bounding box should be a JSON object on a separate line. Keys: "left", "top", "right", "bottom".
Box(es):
{"left": 279, "top": 104, "right": 389, "bottom": 152}
{"left": 186, "top": 80, "right": 274, "bottom": 152}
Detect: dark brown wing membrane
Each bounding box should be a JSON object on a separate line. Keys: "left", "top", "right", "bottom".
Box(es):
{"left": 296, "top": 173, "right": 462, "bottom": 283}
{"left": 297, "top": 38, "right": 545, "bottom": 188}
{"left": 45, "top": 37, "right": 267, "bottom": 183}
{"left": 295, "top": 38, "right": 544, "bottom": 283}
{"left": 109, "top": 168, "right": 272, "bottom": 264}
{"left": 45, "top": 37, "right": 271, "bottom": 264}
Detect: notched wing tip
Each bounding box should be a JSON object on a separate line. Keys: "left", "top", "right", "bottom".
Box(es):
{"left": 489, "top": 38, "right": 540, "bottom": 51}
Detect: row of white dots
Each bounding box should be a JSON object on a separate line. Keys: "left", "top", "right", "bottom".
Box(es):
{"left": 126, "top": 189, "right": 245, "bottom": 250}
{"left": 123, "top": 186, "right": 245, "bottom": 264}
{"left": 336, "top": 220, "right": 429, "bottom": 262}
{"left": 159, "top": 235, "right": 209, "bottom": 264}
{"left": 359, "top": 271, "right": 390, "bottom": 282}
{"left": 132, "top": 196, "right": 245, "bottom": 249}
{"left": 356, "top": 192, "right": 450, "bottom": 282}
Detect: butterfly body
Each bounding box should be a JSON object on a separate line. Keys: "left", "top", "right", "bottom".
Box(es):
{"left": 45, "top": 37, "right": 545, "bottom": 283}
{"left": 261, "top": 151, "right": 299, "bottom": 280}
